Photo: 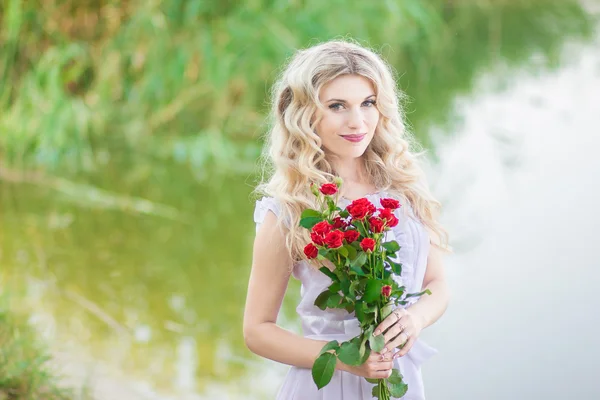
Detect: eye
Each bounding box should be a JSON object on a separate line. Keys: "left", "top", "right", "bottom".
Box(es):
{"left": 328, "top": 100, "right": 377, "bottom": 110}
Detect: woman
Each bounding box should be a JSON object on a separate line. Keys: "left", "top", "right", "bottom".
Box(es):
{"left": 243, "top": 40, "right": 451, "bottom": 399}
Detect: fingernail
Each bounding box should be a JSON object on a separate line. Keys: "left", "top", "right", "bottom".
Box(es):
{"left": 374, "top": 329, "right": 381, "bottom": 335}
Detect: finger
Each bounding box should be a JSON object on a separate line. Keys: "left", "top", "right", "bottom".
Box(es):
{"left": 388, "top": 331, "right": 411, "bottom": 352}
{"left": 395, "top": 336, "right": 416, "bottom": 358}
{"left": 374, "top": 308, "right": 406, "bottom": 336}
{"left": 375, "top": 360, "right": 393, "bottom": 371}
{"left": 383, "top": 322, "right": 404, "bottom": 345}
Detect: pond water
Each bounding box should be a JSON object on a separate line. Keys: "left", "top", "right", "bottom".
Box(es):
{"left": 0, "top": 10, "right": 598, "bottom": 400}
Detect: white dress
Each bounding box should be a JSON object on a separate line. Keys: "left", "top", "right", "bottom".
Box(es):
{"left": 253, "top": 191, "right": 437, "bottom": 400}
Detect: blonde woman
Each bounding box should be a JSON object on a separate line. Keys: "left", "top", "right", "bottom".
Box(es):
{"left": 244, "top": 40, "right": 450, "bottom": 399}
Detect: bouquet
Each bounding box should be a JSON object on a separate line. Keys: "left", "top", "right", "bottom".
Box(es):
{"left": 301, "top": 179, "right": 430, "bottom": 400}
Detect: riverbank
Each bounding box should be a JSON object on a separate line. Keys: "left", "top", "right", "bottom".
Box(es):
{"left": 0, "top": 298, "right": 87, "bottom": 400}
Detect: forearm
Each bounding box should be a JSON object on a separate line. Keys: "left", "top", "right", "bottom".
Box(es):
{"left": 407, "top": 278, "right": 450, "bottom": 330}
{"left": 245, "top": 322, "right": 348, "bottom": 371}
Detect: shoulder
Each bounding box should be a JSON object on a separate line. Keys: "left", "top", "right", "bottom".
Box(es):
{"left": 253, "top": 196, "right": 281, "bottom": 224}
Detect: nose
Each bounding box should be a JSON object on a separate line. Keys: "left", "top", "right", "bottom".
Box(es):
{"left": 347, "top": 107, "right": 366, "bottom": 130}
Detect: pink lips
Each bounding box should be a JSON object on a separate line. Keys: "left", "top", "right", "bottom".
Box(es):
{"left": 342, "top": 134, "right": 366, "bottom": 143}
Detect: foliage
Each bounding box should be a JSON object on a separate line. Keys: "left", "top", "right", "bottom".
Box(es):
{"left": 0, "top": 0, "right": 594, "bottom": 175}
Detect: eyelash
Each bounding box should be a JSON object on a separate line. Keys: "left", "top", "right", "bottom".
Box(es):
{"left": 329, "top": 100, "right": 377, "bottom": 110}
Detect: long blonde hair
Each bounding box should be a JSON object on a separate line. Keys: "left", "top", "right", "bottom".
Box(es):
{"left": 254, "top": 39, "right": 450, "bottom": 271}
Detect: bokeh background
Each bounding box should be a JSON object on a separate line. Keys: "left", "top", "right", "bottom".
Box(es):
{"left": 1, "top": 1, "right": 599, "bottom": 399}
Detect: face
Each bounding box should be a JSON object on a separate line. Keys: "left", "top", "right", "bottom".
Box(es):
{"left": 314, "top": 74, "right": 380, "bottom": 160}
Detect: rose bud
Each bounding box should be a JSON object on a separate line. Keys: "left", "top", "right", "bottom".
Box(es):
{"left": 360, "top": 237, "right": 376, "bottom": 253}
{"left": 343, "top": 230, "right": 360, "bottom": 244}
{"left": 324, "top": 230, "right": 344, "bottom": 249}
{"left": 312, "top": 220, "right": 333, "bottom": 236}
{"left": 304, "top": 243, "right": 319, "bottom": 259}
{"left": 380, "top": 198, "right": 401, "bottom": 210}
{"left": 381, "top": 285, "right": 392, "bottom": 297}
{"left": 311, "top": 232, "right": 325, "bottom": 246}
{"left": 332, "top": 216, "right": 346, "bottom": 229}
{"left": 333, "top": 177, "right": 343, "bottom": 188}
{"left": 347, "top": 198, "right": 376, "bottom": 219}
{"left": 310, "top": 183, "right": 320, "bottom": 196}
{"left": 368, "top": 217, "right": 385, "bottom": 233}
{"left": 378, "top": 208, "right": 399, "bottom": 228}
{"left": 320, "top": 183, "right": 338, "bottom": 195}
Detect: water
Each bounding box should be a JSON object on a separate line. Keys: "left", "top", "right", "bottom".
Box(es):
{"left": 0, "top": 9, "right": 598, "bottom": 400}
{"left": 422, "top": 34, "right": 600, "bottom": 399}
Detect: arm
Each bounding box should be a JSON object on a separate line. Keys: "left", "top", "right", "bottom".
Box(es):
{"left": 243, "top": 210, "right": 348, "bottom": 371}
{"left": 406, "top": 232, "right": 450, "bottom": 330}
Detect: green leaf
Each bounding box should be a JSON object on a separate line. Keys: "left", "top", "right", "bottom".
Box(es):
{"left": 388, "top": 369, "right": 404, "bottom": 385}
{"left": 352, "top": 220, "right": 368, "bottom": 237}
{"left": 369, "top": 332, "right": 385, "bottom": 353}
{"left": 382, "top": 240, "right": 400, "bottom": 253}
{"left": 337, "top": 340, "right": 362, "bottom": 366}
{"left": 388, "top": 380, "right": 408, "bottom": 397}
{"left": 365, "top": 377, "right": 379, "bottom": 384}
{"left": 319, "top": 267, "right": 339, "bottom": 282}
{"left": 312, "top": 352, "right": 337, "bottom": 389}
{"left": 350, "top": 252, "right": 368, "bottom": 269}
{"left": 371, "top": 385, "right": 381, "bottom": 398}
{"left": 300, "top": 216, "right": 323, "bottom": 229}
{"left": 350, "top": 264, "right": 368, "bottom": 276}
{"left": 337, "top": 246, "right": 349, "bottom": 258}
{"left": 301, "top": 209, "right": 321, "bottom": 219}
{"left": 328, "top": 282, "right": 341, "bottom": 293}
{"left": 343, "top": 244, "right": 357, "bottom": 260}
{"left": 318, "top": 340, "right": 340, "bottom": 356}
{"left": 405, "top": 289, "right": 432, "bottom": 298}
{"left": 326, "top": 292, "right": 342, "bottom": 308}
{"left": 388, "top": 260, "right": 402, "bottom": 275}
{"left": 339, "top": 209, "right": 349, "bottom": 218}
{"left": 314, "top": 290, "right": 331, "bottom": 310}
{"left": 381, "top": 302, "right": 394, "bottom": 320}
{"left": 355, "top": 301, "right": 365, "bottom": 322}
{"left": 362, "top": 279, "right": 384, "bottom": 303}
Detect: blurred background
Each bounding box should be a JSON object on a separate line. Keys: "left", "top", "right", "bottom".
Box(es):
{"left": 0, "top": 1, "right": 599, "bottom": 399}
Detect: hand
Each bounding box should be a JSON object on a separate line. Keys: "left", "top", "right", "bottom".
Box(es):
{"left": 342, "top": 350, "right": 395, "bottom": 379}
{"left": 374, "top": 307, "right": 423, "bottom": 359}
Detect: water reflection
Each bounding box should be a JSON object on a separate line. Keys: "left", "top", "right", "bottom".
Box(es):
{"left": 0, "top": 5, "right": 597, "bottom": 400}
{"left": 422, "top": 34, "right": 600, "bottom": 399}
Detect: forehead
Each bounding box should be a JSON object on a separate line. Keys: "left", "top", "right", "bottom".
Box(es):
{"left": 319, "top": 74, "right": 375, "bottom": 100}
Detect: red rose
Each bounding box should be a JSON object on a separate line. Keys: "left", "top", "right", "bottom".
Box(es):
{"left": 344, "top": 230, "right": 360, "bottom": 244}
{"left": 320, "top": 183, "right": 338, "bottom": 195}
{"left": 312, "top": 221, "right": 332, "bottom": 236}
{"left": 381, "top": 285, "right": 392, "bottom": 297}
{"left": 332, "top": 216, "right": 346, "bottom": 229}
{"left": 347, "top": 198, "right": 376, "bottom": 219}
{"left": 311, "top": 232, "right": 325, "bottom": 246}
{"left": 360, "top": 237, "right": 376, "bottom": 252}
{"left": 378, "top": 208, "right": 399, "bottom": 228}
{"left": 324, "top": 230, "right": 344, "bottom": 249}
{"left": 368, "top": 217, "right": 385, "bottom": 233}
{"left": 304, "top": 243, "right": 319, "bottom": 259}
{"left": 381, "top": 198, "right": 401, "bottom": 210}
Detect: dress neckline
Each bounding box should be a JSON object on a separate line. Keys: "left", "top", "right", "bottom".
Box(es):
{"left": 339, "top": 190, "right": 385, "bottom": 202}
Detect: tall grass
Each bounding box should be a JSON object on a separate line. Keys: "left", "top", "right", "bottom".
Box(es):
{"left": 0, "top": 0, "right": 595, "bottom": 176}
{"left": 0, "top": 295, "right": 88, "bottom": 399}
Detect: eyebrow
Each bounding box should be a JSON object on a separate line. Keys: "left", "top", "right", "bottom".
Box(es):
{"left": 325, "top": 94, "right": 376, "bottom": 103}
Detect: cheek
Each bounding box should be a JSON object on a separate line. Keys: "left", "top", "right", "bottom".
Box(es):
{"left": 317, "top": 114, "right": 342, "bottom": 136}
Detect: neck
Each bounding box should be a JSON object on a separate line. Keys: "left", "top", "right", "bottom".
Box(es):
{"left": 331, "top": 156, "right": 366, "bottom": 185}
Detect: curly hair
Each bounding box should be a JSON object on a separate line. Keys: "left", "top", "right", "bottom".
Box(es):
{"left": 254, "top": 39, "right": 450, "bottom": 272}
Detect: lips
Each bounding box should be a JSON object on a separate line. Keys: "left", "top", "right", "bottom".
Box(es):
{"left": 341, "top": 133, "right": 366, "bottom": 143}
